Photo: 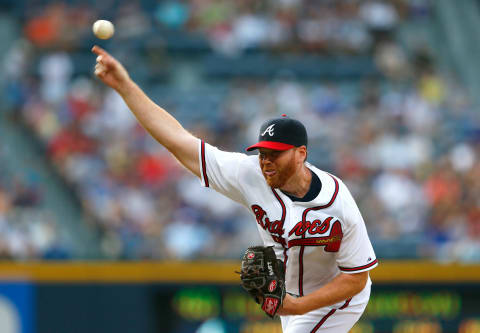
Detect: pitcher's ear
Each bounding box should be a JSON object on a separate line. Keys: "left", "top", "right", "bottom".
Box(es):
{"left": 296, "top": 146, "right": 307, "bottom": 163}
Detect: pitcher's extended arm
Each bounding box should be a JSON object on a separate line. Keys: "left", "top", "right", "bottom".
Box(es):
{"left": 92, "top": 45, "right": 200, "bottom": 177}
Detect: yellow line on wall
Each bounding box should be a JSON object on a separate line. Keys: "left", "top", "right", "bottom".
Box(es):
{"left": 0, "top": 261, "right": 479, "bottom": 283}
{"left": 371, "top": 261, "right": 480, "bottom": 283}
{"left": 0, "top": 261, "right": 240, "bottom": 283}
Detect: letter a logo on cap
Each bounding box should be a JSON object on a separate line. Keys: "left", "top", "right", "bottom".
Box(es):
{"left": 262, "top": 124, "right": 275, "bottom": 137}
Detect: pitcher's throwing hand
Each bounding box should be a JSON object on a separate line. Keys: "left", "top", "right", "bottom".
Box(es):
{"left": 92, "top": 45, "right": 130, "bottom": 93}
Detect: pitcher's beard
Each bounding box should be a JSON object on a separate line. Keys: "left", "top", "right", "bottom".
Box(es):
{"left": 264, "top": 160, "right": 297, "bottom": 189}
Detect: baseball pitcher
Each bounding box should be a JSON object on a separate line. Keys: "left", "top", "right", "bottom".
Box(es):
{"left": 92, "top": 45, "right": 377, "bottom": 332}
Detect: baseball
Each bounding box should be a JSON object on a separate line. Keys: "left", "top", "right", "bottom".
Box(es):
{"left": 92, "top": 20, "right": 114, "bottom": 40}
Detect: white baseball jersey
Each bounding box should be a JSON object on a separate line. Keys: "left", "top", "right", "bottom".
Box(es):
{"left": 198, "top": 140, "right": 378, "bottom": 331}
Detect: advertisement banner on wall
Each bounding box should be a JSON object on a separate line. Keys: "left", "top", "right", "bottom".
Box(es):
{"left": 0, "top": 282, "right": 34, "bottom": 333}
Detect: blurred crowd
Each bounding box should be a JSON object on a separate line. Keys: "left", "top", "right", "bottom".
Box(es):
{"left": 0, "top": 143, "right": 66, "bottom": 259}
{"left": 16, "top": 0, "right": 413, "bottom": 53}
{"left": 2, "top": 0, "right": 480, "bottom": 261}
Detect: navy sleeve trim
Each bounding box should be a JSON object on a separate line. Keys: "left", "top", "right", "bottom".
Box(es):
{"left": 339, "top": 259, "right": 378, "bottom": 272}
{"left": 201, "top": 140, "right": 209, "bottom": 187}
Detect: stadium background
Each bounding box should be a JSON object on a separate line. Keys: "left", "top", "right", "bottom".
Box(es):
{"left": 0, "top": 0, "right": 479, "bottom": 332}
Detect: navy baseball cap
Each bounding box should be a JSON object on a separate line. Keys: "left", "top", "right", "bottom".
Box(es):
{"left": 246, "top": 116, "right": 308, "bottom": 151}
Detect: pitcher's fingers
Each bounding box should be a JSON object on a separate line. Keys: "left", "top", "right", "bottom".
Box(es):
{"left": 94, "top": 62, "right": 107, "bottom": 74}
{"left": 95, "top": 55, "right": 110, "bottom": 67}
{"left": 94, "top": 51, "right": 116, "bottom": 69}
{"left": 95, "top": 63, "right": 106, "bottom": 71}
{"left": 92, "top": 45, "right": 108, "bottom": 57}
{"left": 94, "top": 67, "right": 106, "bottom": 77}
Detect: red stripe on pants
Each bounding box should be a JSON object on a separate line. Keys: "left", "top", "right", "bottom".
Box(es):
{"left": 310, "top": 298, "right": 351, "bottom": 332}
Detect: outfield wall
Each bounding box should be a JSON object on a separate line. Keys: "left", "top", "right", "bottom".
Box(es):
{"left": 0, "top": 261, "right": 478, "bottom": 333}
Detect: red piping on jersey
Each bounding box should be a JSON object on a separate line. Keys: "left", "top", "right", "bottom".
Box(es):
{"left": 339, "top": 259, "right": 378, "bottom": 272}
{"left": 201, "top": 140, "right": 209, "bottom": 187}
{"left": 271, "top": 188, "right": 288, "bottom": 269}
{"left": 301, "top": 174, "right": 340, "bottom": 221}
{"left": 339, "top": 297, "right": 352, "bottom": 310}
{"left": 298, "top": 245, "right": 305, "bottom": 295}
{"left": 299, "top": 174, "right": 339, "bottom": 296}
{"left": 310, "top": 298, "right": 351, "bottom": 333}
{"left": 271, "top": 188, "right": 286, "bottom": 222}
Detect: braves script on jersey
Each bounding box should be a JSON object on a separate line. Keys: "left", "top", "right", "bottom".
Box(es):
{"left": 199, "top": 140, "right": 378, "bottom": 331}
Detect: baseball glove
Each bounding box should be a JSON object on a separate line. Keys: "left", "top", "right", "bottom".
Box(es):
{"left": 238, "top": 246, "right": 286, "bottom": 318}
